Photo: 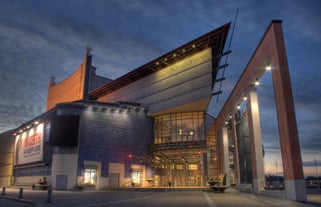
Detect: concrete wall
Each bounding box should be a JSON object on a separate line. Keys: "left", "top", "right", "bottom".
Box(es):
{"left": 51, "top": 153, "right": 79, "bottom": 190}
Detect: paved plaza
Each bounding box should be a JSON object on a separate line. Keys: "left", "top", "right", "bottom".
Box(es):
{"left": 1, "top": 187, "right": 320, "bottom": 207}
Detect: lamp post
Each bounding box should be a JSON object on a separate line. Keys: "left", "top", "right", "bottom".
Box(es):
{"left": 315, "top": 158, "right": 319, "bottom": 189}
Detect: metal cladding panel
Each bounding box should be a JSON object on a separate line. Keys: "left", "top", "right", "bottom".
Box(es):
{"left": 46, "top": 64, "right": 85, "bottom": 111}
{"left": 78, "top": 106, "right": 154, "bottom": 177}
{"left": 98, "top": 48, "right": 213, "bottom": 114}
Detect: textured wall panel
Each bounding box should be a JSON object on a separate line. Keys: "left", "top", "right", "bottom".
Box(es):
{"left": 78, "top": 108, "right": 153, "bottom": 177}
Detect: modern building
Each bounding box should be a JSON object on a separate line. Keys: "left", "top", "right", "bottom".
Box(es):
{"left": 0, "top": 20, "right": 306, "bottom": 202}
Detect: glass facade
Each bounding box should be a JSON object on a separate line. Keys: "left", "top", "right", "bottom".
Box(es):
{"left": 153, "top": 112, "right": 208, "bottom": 187}
{"left": 154, "top": 112, "right": 205, "bottom": 144}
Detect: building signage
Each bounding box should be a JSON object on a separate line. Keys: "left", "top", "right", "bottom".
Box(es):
{"left": 151, "top": 141, "right": 206, "bottom": 151}
{"left": 15, "top": 123, "right": 44, "bottom": 165}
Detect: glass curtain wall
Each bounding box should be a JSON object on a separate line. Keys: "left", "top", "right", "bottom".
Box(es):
{"left": 153, "top": 112, "right": 206, "bottom": 187}
{"left": 154, "top": 112, "right": 205, "bottom": 144}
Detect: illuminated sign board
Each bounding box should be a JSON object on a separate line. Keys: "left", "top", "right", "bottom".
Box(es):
{"left": 15, "top": 123, "right": 44, "bottom": 165}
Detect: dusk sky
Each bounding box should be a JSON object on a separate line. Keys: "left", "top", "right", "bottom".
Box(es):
{"left": 0, "top": 0, "right": 320, "bottom": 176}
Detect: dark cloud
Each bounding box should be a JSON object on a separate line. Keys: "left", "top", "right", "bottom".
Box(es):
{"left": 303, "top": 159, "right": 320, "bottom": 168}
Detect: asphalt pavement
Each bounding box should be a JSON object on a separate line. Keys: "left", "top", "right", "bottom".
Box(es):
{"left": 0, "top": 187, "right": 320, "bottom": 207}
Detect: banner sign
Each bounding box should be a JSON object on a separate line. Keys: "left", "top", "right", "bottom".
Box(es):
{"left": 15, "top": 123, "right": 44, "bottom": 165}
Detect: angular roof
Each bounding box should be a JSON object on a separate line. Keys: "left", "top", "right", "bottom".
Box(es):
{"left": 87, "top": 22, "right": 231, "bottom": 100}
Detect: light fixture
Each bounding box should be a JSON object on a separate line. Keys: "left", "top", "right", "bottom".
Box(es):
{"left": 254, "top": 79, "right": 260, "bottom": 86}
{"left": 236, "top": 104, "right": 241, "bottom": 109}
{"left": 266, "top": 65, "right": 271, "bottom": 71}
{"left": 243, "top": 96, "right": 247, "bottom": 101}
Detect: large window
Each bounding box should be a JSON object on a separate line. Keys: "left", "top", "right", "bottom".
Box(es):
{"left": 84, "top": 168, "right": 97, "bottom": 184}
{"left": 154, "top": 112, "right": 205, "bottom": 144}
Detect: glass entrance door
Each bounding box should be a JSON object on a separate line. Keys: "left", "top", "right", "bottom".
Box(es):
{"left": 132, "top": 171, "right": 142, "bottom": 186}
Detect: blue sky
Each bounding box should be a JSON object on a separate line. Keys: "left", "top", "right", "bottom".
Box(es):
{"left": 0, "top": 0, "right": 320, "bottom": 176}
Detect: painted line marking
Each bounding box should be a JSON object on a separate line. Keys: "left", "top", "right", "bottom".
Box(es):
{"left": 203, "top": 192, "right": 217, "bottom": 207}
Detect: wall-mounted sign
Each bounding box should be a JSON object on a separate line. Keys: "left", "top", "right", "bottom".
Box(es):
{"left": 15, "top": 123, "right": 44, "bottom": 165}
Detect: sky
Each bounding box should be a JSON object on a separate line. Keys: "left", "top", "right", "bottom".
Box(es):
{"left": 0, "top": 0, "right": 320, "bottom": 177}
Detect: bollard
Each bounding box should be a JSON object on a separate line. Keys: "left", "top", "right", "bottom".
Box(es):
{"left": 18, "top": 188, "right": 23, "bottom": 199}
{"left": 1, "top": 187, "right": 5, "bottom": 196}
{"left": 46, "top": 187, "right": 52, "bottom": 203}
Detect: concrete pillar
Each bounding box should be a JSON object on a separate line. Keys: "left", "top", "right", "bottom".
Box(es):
{"left": 222, "top": 126, "right": 230, "bottom": 186}
{"left": 271, "top": 23, "right": 306, "bottom": 202}
{"left": 247, "top": 89, "right": 265, "bottom": 193}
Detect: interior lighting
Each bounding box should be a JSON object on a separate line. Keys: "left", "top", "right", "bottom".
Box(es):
{"left": 236, "top": 104, "right": 241, "bottom": 110}
{"left": 34, "top": 121, "right": 39, "bottom": 125}
{"left": 254, "top": 79, "right": 260, "bottom": 86}
{"left": 243, "top": 96, "right": 247, "bottom": 101}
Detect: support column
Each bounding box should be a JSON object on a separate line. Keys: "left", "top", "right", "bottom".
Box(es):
{"left": 271, "top": 23, "right": 306, "bottom": 202}
{"left": 247, "top": 89, "right": 265, "bottom": 193}
{"left": 222, "top": 126, "right": 230, "bottom": 186}
{"left": 231, "top": 112, "right": 240, "bottom": 188}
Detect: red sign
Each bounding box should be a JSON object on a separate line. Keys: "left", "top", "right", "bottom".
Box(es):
{"left": 24, "top": 132, "right": 42, "bottom": 147}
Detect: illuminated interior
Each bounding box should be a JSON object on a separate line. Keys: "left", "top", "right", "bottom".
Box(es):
{"left": 84, "top": 168, "right": 97, "bottom": 184}
{"left": 152, "top": 112, "right": 209, "bottom": 186}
